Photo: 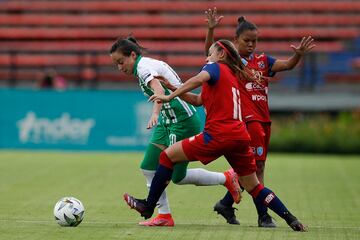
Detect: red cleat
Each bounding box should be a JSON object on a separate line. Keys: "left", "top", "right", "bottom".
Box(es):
{"left": 223, "top": 168, "right": 241, "bottom": 204}
{"left": 139, "top": 213, "right": 175, "bottom": 227}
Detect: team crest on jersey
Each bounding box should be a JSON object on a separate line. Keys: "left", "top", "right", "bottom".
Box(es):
{"left": 257, "top": 147, "right": 264, "bottom": 156}
{"left": 257, "top": 61, "right": 265, "bottom": 69}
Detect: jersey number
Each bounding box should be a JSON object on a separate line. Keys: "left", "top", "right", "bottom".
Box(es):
{"left": 232, "top": 87, "right": 242, "bottom": 121}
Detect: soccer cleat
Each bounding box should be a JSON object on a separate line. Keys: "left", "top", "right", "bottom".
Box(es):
{"left": 289, "top": 219, "right": 307, "bottom": 232}
{"left": 223, "top": 168, "right": 241, "bottom": 204}
{"left": 123, "top": 193, "right": 154, "bottom": 219}
{"left": 284, "top": 212, "right": 307, "bottom": 232}
{"left": 139, "top": 213, "right": 175, "bottom": 227}
{"left": 213, "top": 201, "right": 240, "bottom": 225}
{"left": 258, "top": 213, "right": 277, "bottom": 228}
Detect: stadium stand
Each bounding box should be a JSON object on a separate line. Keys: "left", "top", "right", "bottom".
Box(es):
{"left": 0, "top": 0, "right": 359, "bottom": 88}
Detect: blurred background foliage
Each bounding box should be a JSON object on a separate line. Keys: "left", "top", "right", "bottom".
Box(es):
{"left": 270, "top": 111, "right": 360, "bottom": 154}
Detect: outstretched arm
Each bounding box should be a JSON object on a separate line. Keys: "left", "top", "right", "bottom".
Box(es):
{"left": 158, "top": 77, "right": 202, "bottom": 106}
{"left": 271, "top": 36, "right": 316, "bottom": 72}
{"left": 177, "top": 92, "right": 203, "bottom": 106}
{"left": 205, "top": 7, "right": 224, "bottom": 55}
{"left": 150, "top": 71, "right": 210, "bottom": 104}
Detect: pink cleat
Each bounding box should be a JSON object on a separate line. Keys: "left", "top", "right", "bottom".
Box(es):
{"left": 223, "top": 168, "right": 241, "bottom": 204}
{"left": 139, "top": 213, "right": 175, "bottom": 227}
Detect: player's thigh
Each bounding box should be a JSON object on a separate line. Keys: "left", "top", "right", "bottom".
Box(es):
{"left": 246, "top": 121, "right": 268, "bottom": 161}
{"left": 181, "top": 133, "right": 223, "bottom": 165}
{"left": 167, "top": 116, "right": 202, "bottom": 182}
{"left": 224, "top": 139, "right": 256, "bottom": 177}
{"left": 161, "top": 140, "right": 189, "bottom": 183}
{"left": 141, "top": 124, "right": 168, "bottom": 170}
{"left": 168, "top": 114, "right": 202, "bottom": 144}
{"left": 150, "top": 123, "right": 170, "bottom": 146}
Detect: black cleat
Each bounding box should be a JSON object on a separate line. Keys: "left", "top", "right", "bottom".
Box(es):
{"left": 123, "top": 193, "right": 154, "bottom": 219}
{"left": 214, "top": 201, "right": 240, "bottom": 225}
{"left": 258, "top": 213, "right": 277, "bottom": 228}
{"left": 289, "top": 219, "right": 307, "bottom": 232}
{"left": 284, "top": 212, "right": 307, "bottom": 232}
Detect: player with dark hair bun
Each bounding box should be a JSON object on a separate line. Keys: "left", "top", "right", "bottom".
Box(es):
{"left": 123, "top": 39, "right": 307, "bottom": 232}
{"left": 205, "top": 7, "right": 315, "bottom": 227}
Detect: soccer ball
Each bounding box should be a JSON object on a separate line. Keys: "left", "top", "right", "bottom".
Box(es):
{"left": 53, "top": 197, "right": 85, "bottom": 227}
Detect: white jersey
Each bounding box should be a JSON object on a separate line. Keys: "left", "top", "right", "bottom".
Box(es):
{"left": 135, "top": 56, "right": 182, "bottom": 96}
{"left": 133, "top": 56, "right": 197, "bottom": 125}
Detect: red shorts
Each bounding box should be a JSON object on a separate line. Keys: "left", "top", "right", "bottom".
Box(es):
{"left": 181, "top": 132, "right": 256, "bottom": 177}
{"left": 246, "top": 121, "right": 271, "bottom": 161}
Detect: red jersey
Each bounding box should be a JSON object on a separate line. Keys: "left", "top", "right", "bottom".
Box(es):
{"left": 239, "top": 53, "right": 276, "bottom": 123}
{"left": 201, "top": 62, "right": 250, "bottom": 140}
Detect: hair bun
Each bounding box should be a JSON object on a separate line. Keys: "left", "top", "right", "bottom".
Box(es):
{"left": 127, "top": 36, "right": 138, "bottom": 44}
{"left": 237, "top": 16, "right": 246, "bottom": 23}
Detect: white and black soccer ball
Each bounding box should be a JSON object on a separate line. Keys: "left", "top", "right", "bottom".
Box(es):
{"left": 54, "top": 197, "right": 85, "bottom": 227}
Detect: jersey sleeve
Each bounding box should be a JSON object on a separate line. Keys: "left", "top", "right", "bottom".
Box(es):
{"left": 267, "top": 55, "right": 277, "bottom": 77}
{"left": 201, "top": 62, "right": 220, "bottom": 84}
{"left": 137, "top": 65, "right": 159, "bottom": 86}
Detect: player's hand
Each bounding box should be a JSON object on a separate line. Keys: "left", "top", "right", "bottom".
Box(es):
{"left": 156, "top": 76, "right": 178, "bottom": 91}
{"left": 205, "top": 7, "right": 224, "bottom": 29}
{"left": 291, "top": 36, "right": 316, "bottom": 55}
{"left": 149, "top": 94, "right": 171, "bottom": 103}
{"left": 147, "top": 113, "right": 158, "bottom": 129}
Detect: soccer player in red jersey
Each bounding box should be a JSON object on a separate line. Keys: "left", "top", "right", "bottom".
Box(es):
{"left": 110, "top": 36, "right": 240, "bottom": 227}
{"left": 204, "top": 8, "right": 315, "bottom": 226}
{"left": 123, "top": 39, "right": 307, "bottom": 232}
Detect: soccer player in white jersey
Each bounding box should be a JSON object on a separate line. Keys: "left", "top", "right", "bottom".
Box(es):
{"left": 110, "top": 36, "right": 241, "bottom": 226}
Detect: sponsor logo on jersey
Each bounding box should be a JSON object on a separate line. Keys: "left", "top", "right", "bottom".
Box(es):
{"left": 252, "top": 94, "right": 267, "bottom": 101}
{"left": 264, "top": 193, "right": 275, "bottom": 205}
{"left": 245, "top": 82, "right": 266, "bottom": 91}
{"left": 257, "top": 147, "right": 264, "bottom": 156}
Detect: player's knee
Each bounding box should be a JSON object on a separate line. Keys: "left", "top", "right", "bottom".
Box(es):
{"left": 238, "top": 172, "right": 259, "bottom": 193}
{"left": 159, "top": 151, "right": 174, "bottom": 169}
{"left": 171, "top": 173, "right": 186, "bottom": 184}
{"left": 140, "top": 143, "right": 163, "bottom": 170}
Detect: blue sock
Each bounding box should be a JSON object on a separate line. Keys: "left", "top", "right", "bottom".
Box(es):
{"left": 220, "top": 191, "right": 235, "bottom": 206}
{"left": 253, "top": 187, "right": 289, "bottom": 219}
{"left": 253, "top": 198, "right": 268, "bottom": 217}
{"left": 147, "top": 164, "right": 173, "bottom": 208}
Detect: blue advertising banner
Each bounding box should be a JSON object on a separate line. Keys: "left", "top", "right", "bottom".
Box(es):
{"left": 0, "top": 89, "right": 205, "bottom": 151}
{"left": 0, "top": 89, "right": 154, "bottom": 150}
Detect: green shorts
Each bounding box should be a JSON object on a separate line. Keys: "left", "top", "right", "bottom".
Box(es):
{"left": 141, "top": 113, "right": 202, "bottom": 183}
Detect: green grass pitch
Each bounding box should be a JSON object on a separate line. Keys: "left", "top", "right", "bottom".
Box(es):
{"left": 0, "top": 151, "right": 359, "bottom": 240}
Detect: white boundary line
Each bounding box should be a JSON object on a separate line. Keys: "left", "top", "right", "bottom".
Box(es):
{"left": 0, "top": 219, "right": 359, "bottom": 230}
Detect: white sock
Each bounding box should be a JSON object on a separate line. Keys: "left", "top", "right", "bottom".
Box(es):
{"left": 177, "top": 168, "right": 226, "bottom": 186}
{"left": 141, "top": 169, "right": 171, "bottom": 214}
